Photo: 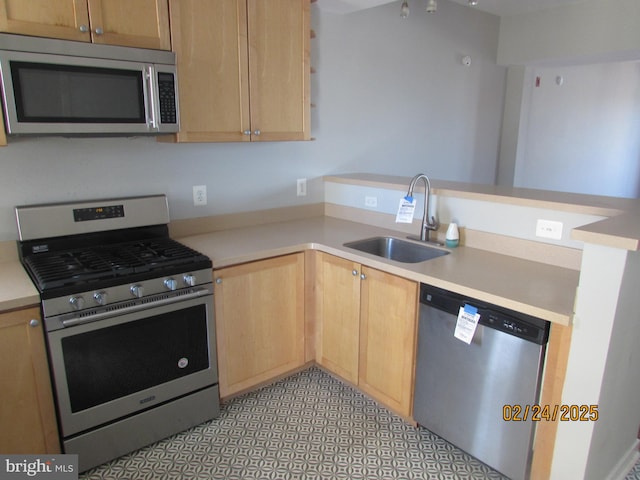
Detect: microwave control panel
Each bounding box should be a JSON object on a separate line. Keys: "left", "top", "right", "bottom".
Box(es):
{"left": 158, "top": 72, "right": 177, "bottom": 124}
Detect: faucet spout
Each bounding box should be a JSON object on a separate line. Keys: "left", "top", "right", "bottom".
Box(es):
{"left": 407, "top": 174, "right": 439, "bottom": 242}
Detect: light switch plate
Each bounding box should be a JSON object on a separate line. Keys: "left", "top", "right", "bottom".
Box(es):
{"left": 297, "top": 178, "right": 307, "bottom": 196}
{"left": 536, "top": 219, "right": 563, "bottom": 240}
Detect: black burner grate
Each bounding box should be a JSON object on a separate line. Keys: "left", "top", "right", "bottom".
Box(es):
{"left": 24, "top": 238, "right": 209, "bottom": 291}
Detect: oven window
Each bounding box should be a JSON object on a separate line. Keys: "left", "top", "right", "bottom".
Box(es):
{"left": 10, "top": 61, "right": 145, "bottom": 123}
{"left": 61, "top": 305, "right": 210, "bottom": 413}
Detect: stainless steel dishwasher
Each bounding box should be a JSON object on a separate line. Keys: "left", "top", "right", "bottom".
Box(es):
{"left": 413, "top": 284, "right": 550, "bottom": 480}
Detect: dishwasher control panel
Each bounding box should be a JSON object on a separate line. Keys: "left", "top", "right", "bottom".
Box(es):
{"left": 420, "top": 284, "right": 550, "bottom": 345}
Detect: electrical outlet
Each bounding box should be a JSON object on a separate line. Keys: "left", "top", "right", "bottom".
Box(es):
{"left": 365, "top": 196, "right": 378, "bottom": 208}
{"left": 297, "top": 178, "right": 307, "bottom": 196}
{"left": 535, "top": 219, "right": 563, "bottom": 240}
{"left": 193, "top": 185, "right": 207, "bottom": 206}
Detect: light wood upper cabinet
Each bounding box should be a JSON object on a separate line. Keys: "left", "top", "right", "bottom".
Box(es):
{"left": 86, "top": 0, "right": 170, "bottom": 50}
{"left": 214, "top": 253, "right": 306, "bottom": 398}
{"left": 246, "top": 0, "right": 310, "bottom": 141}
{"left": 0, "top": 307, "right": 60, "bottom": 454}
{"left": 167, "top": 0, "right": 310, "bottom": 143}
{"left": 0, "top": 0, "right": 89, "bottom": 42}
{"left": 0, "top": 0, "right": 171, "bottom": 50}
{"left": 315, "top": 253, "right": 419, "bottom": 418}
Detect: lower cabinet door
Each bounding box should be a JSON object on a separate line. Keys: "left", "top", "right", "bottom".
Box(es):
{"left": 316, "top": 253, "right": 361, "bottom": 384}
{"left": 0, "top": 307, "right": 60, "bottom": 453}
{"left": 315, "top": 253, "right": 419, "bottom": 418}
{"left": 214, "top": 253, "right": 305, "bottom": 398}
{"left": 358, "top": 266, "right": 418, "bottom": 418}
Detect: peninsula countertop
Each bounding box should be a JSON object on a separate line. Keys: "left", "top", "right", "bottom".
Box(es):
{"left": 178, "top": 216, "right": 578, "bottom": 326}
{"left": 325, "top": 173, "right": 640, "bottom": 251}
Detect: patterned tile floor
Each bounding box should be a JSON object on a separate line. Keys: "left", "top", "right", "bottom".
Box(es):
{"left": 80, "top": 367, "right": 639, "bottom": 480}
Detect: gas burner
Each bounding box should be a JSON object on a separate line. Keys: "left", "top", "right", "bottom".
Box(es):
{"left": 23, "top": 238, "right": 209, "bottom": 293}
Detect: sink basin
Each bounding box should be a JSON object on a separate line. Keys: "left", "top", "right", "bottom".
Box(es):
{"left": 343, "top": 236, "right": 449, "bottom": 263}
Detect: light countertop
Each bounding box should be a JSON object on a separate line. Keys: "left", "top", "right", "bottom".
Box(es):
{"left": 178, "top": 216, "right": 578, "bottom": 326}
{"left": 0, "top": 260, "right": 39, "bottom": 311}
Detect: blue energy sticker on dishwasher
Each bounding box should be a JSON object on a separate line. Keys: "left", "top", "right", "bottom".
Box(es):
{"left": 455, "top": 304, "right": 481, "bottom": 344}
{"left": 463, "top": 304, "right": 478, "bottom": 315}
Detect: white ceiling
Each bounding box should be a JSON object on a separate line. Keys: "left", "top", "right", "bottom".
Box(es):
{"left": 316, "top": 0, "right": 589, "bottom": 17}
{"left": 447, "top": 0, "right": 588, "bottom": 17}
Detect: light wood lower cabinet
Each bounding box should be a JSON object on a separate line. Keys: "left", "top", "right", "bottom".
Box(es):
{"left": 0, "top": 306, "right": 60, "bottom": 454}
{"left": 316, "top": 253, "right": 361, "bottom": 384}
{"left": 214, "top": 253, "right": 305, "bottom": 398}
{"left": 315, "top": 253, "right": 418, "bottom": 418}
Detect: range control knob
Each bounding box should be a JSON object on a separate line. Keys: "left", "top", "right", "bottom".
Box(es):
{"left": 69, "top": 296, "right": 85, "bottom": 310}
{"left": 164, "top": 278, "right": 178, "bottom": 291}
{"left": 130, "top": 284, "right": 144, "bottom": 298}
{"left": 183, "top": 274, "right": 196, "bottom": 287}
{"left": 93, "top": 291, "right": 108, "bottom": 305}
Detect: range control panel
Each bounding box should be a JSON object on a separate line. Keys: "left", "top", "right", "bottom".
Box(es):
{"left": 73, "top": 204, "right": 125, "bottom": 222}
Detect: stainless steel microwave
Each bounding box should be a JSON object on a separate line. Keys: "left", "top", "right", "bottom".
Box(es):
{"left": 0, "top": 33, "right": 179, "bottom": 136}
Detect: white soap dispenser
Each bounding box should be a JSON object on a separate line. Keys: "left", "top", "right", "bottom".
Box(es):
{"left": 445, "top": 222, "right": 459, "bottom": 248}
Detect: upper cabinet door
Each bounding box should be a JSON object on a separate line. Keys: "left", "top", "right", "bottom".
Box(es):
{"left": 247, "top": 0, "right": 310, "bottom": 141}
{"left": 87, "top": 0, "right": 170, "bottom": 50}
{"left": 0, "top": 0, "right": 91, "bottom": 42}
{"left": 169, "top": 0, "right": 251, "bottom": 142}
{"left": 0, "top": 0, "right": 170, "bottom": 50}
{"left": 166, "top": 0, "right": 310, "bottom": 143}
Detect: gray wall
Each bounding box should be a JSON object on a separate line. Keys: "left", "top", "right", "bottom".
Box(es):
{"left": 495, "top": 0, "right": 640, "bottom": 199}
{"left": 514, "top": 61, "right": 640, "bottom": 198}
{"left": 0, "top": 1, "right": 505, "bottom": 241}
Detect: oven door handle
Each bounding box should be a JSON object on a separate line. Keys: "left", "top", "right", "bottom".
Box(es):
{"left": 60, "top": 288, "right": 211, "bottom": 328}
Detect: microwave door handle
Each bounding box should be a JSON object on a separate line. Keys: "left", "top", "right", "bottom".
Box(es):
{"left": 144, "top": 65, "right": 159, "bottom": 131}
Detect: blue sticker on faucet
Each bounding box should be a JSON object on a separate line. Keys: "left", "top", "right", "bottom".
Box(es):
{"left": 404, "top": 195, "right": 414, "bottom": 202}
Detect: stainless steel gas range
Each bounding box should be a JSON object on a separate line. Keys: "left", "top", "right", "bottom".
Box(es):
{"left": 15, "top": 195, "right": 219, "bottom": 473}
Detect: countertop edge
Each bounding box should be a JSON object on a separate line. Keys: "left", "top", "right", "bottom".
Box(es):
{"left": 178, "top": 217, "right": 577, "bottom": 326}
{"left": 0, "top": 260, "right": 40, "bottom": 312}
{"left": 571, "top": 212, "right": 640, "bottom": 251}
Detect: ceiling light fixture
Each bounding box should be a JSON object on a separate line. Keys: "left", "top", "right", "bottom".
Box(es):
{"left": 400, "top": 0, "right": 410, "bottom": 18}
{"left": 468, "top": 0, "right": 478, "bottom": 6}
{"left": 426, "top": 0, "right": 437, "bottom": 14}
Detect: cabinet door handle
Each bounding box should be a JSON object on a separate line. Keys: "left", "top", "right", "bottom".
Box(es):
{"left": 79, "top": 25, "right": 89, "bottom": 33}
{"left": 94, "top": 27, "right": 104, "bottom": 35}
{"left": 360, "top": 273, "right": 366, "bottom": 280}
{"left": 29, "top": 319, "right": 39, "bottom": 327}
{"left": 253, "top": 129, "right": 261, "bottom": 136}
{"left": 243, "top": 130, "right": 251, "bottom": 136}
{"left": 215, "top": 278, "right": 222, "bottom": 284}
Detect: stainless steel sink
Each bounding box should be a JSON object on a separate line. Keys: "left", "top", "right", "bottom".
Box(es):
{"left": 343, "top": 236, "right": 449, "bottom": 263}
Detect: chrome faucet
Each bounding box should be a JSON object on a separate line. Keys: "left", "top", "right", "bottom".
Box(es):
{"left": 406, "top": 174, "right": 439, "bottom": 243}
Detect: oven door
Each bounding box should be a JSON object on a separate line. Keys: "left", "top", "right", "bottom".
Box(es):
{"left": 46, "top": 288, "right": 217, "bottom": 437}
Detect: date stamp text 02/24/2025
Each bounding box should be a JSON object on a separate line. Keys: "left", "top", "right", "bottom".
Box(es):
{"left": 503, "top": 404, "right": 599, "bottom": 422}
